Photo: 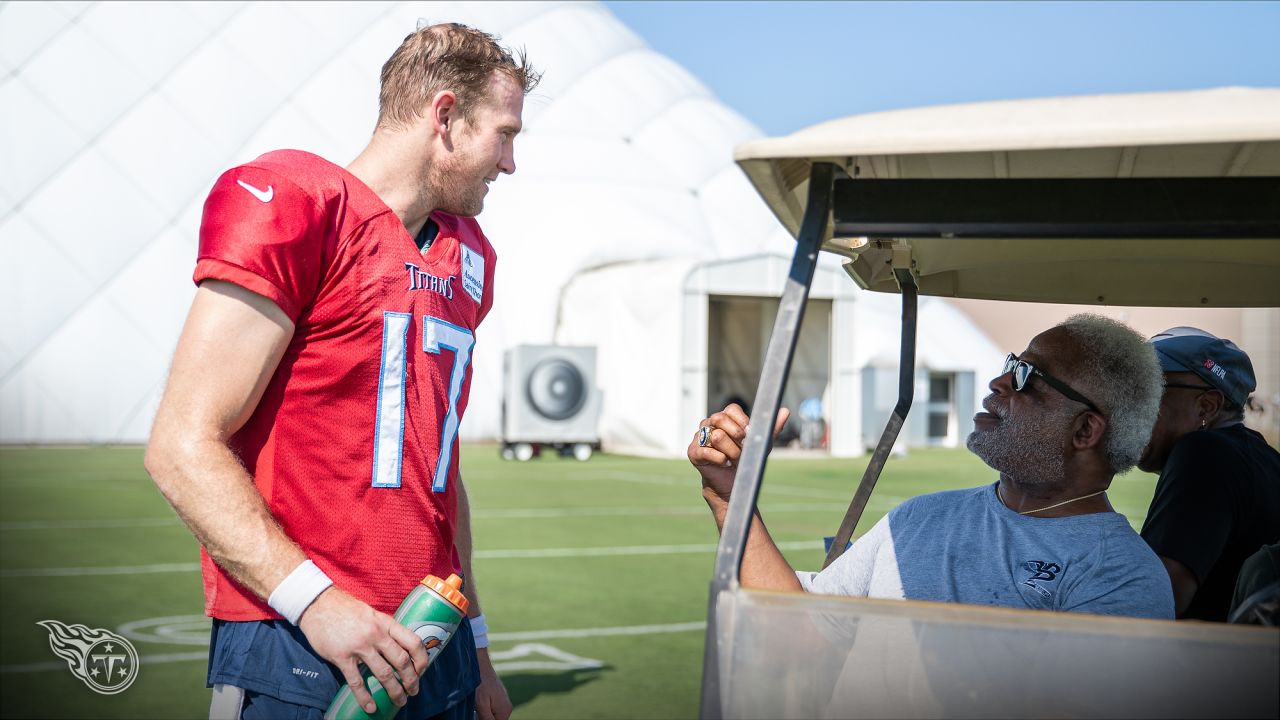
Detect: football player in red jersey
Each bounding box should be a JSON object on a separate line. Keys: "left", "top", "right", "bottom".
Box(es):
{"left": 145, "top": 23, "right": 538, "bottom": 720}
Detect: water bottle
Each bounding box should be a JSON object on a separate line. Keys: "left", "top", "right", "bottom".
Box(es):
{"left": 324, "top": 573, "right": 470, "bottom": 720}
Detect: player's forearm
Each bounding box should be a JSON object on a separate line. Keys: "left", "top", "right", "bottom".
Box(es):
{"left": 146, "top": 281, "right": 305, "bottom": 600}
{"left": 455, "top": 475, "right": 501, "bottom": 678}
{"left": 146, "top": 428, "right": 305, "bottom": 600}
{"left": 454, "top": 475, "right": 482, "bottom": 616}
{"left": 704, "top": 490, "right": 803, "bottom": 592}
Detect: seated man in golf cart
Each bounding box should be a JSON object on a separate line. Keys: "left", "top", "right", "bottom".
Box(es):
{"left": 689, "top": 314, "right": 1174, "bottom": 619}
{"left": 1138, "top": 327, "right": 1280, "bottom": 621}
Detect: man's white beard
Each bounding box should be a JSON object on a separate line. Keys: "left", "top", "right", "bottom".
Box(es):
{"left": 966, "top": 400, "right": 1073, "bottom": 489}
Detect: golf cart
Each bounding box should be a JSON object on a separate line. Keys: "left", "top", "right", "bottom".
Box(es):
{"left": 700, "top": 88, "right": 1280, "bottom": 719}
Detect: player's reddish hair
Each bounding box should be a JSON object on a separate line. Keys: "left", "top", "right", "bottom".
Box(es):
{"left": 377, "top": 22, "right": 540, "bottom": 130}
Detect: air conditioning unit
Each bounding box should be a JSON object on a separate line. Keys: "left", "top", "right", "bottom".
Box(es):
{"left": 501, "top": 345, "right": 601, "bottom": 461}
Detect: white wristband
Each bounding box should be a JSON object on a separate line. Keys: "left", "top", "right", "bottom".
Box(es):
{"left": 470, "top": 613, "right": 489, "bottom": 649}
{"left": 268, "top": 559, "right": 333, "bottom": 625}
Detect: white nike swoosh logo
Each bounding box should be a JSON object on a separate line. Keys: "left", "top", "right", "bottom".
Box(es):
{"left": 237, "top": 179, "right": 274, "bottom": 203}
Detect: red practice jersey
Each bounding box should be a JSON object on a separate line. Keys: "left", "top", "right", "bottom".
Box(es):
{"left": 193, "top": 150, "right": 497, "bottom": 620}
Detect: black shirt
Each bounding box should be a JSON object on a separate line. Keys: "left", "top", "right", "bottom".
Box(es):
{"left": 1140, "top": 424, "right": 1280, "bottom": 621}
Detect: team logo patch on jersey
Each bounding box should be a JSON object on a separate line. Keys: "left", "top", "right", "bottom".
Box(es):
{"left": 404, "top": 262, "right": 455, "bottom": 300}
{"left": 460, "top": 245, "right": 484, "bottom": 304}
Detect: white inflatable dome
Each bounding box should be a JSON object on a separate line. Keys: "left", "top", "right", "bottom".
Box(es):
{"left": 0, "top": 1, "right": 796, "bottom": 443}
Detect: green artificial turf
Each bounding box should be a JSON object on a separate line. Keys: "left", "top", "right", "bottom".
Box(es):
{"left": 0, "top": 445, "right": 1158, "bottom": 719}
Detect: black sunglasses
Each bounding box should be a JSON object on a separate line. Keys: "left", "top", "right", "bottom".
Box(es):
{"left": 1003, "top": 353, "right": 1102, "bottom": 414}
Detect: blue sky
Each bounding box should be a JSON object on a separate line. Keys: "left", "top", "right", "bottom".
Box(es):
{"left": 604, "top": 1, "right": 1280, "bottom": 136}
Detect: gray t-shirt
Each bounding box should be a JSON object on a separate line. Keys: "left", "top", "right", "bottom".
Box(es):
{"left": 798, "top": 483, "right": 1174, "bottom": 619}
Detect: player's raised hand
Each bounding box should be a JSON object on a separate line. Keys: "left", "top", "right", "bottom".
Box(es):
{"left": 688, "top": 404, "right": 790, "bottom": 503}
{"left": 298, "top": 586, "right": 429, "bottom": 714}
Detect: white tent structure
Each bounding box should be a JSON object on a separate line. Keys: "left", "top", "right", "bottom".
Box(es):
{"left": 0, "top": 0, "right": 783, "bottom": 443}
{"left": 556, "top": 254, "right": 1000, "bottom": 457}
{"left": 0, "top": 0, "right": 1002, "bottom": 454}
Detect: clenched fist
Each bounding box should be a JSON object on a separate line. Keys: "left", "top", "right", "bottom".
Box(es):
{"left": 687, "top": 403, "right": 790, "bottom": 504}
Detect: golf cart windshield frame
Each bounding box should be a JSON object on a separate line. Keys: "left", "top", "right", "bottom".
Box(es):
{"left": 699, "top": 162, "right": 1280, "bottom": 719}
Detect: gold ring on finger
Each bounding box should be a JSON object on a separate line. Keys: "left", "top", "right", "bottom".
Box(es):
{"left": 697, "top": 426, "right": 712, "bottom": 447}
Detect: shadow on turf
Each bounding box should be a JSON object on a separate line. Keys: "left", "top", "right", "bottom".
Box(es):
{"left": 504, "top": 665, "right": 612, "bottom": 709}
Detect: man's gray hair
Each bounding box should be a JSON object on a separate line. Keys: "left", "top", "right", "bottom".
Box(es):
{"left": 1056, "top": 314, "right": 1163, "bottom": 473}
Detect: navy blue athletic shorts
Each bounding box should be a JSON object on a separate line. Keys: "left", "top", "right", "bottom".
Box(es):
{"left": 207, "top": 615, "right": 479, "bottom": 719}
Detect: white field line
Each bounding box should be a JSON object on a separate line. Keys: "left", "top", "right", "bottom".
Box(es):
{"left": 493, "top": 621, "right": 705, "bottom": 641}
{"left": 491, "top": 661, "right": 593, "bottom": 672}
{"left": 0, "top": 499, "right": 899, "bottom": 530}
{"left": 596, "top": 470, "right": 900, "bottom": 503}
{"left": 1, "top": 540, "right": 825, "bottom": 577}
{"left": 118, "top": 614, "right": 212, "bottom": 645}
{"left": 0, "top": 562, "right": 201, "bottom": 577}
{"left": 474, "top": 540, "right": 818, "bottom": 560}
{"left": 1, "top": 651, "right": 208, "bottom": 674}
{"left": 1, "top": 621, "right": 705, "bottom": 673}
{"left": 0, "top": 504, "right": 852, "bottom": 531}
{"left": 118, "top": 616, "right": 709, "bottom": 647}
{"left": 489, "top": 643, "right": 604, "bottom": 672}
{"left": 474, "top": 503, "right": 843, "bottom": 519}
{"left": 0, "top": 517, "right": 182, "bottom": 530}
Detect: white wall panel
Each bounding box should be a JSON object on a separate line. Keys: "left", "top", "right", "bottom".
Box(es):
{"left": 0, "top": 337, "right": 14, "bottom": 382}
{"left": 218, "top": 4, "right": 344, "bottom": 96}
{"left": 287, "top": 3, "right": 397, "bottom": 47}
{"left": 16, "top": 294, "right": 166, "bottom": 442}
{"left": 0, "top": 76, "right": 89, "bottom": 205}
{"left": 632, "top": 99, "right": 759, "bottom": 190}
{"left": 18, "top": 21, "right": 149, "bottom": 137}
{"left": 288, "top": 60, "right": 380, "bottom": 163}
{"left": 1, "top": 369, "right": 89, "bottom": 442}
{"left": 0, "top": 213, "right": 95, "bottom": 376}
{"left": 160, "top": 38, "right": 288, "bottom": 152}
{"left": 178, "top": 2, "right": 244, "bottom": 33}
{"left": 508, "top": 3, "right": 645, "bottom": 105}
{"left": 96, "top": 92, "right": 229, "bottom": 215}
{"left": 239, "top": 103, "right": 345, "bottom": 170}
{"left": 0, "top": 2, "right": 69, "bottom": 68}
{"left": 100, "top": 224, "right": 197, "bottom": 351}
{"left": 698, "top": 165, "right": 795, "bottom": 257}
{"left": 77, "top": 2, "right": 213, "bottom": 89}
{"left": 20, "top": 146, "right": 167, "bottom": 280}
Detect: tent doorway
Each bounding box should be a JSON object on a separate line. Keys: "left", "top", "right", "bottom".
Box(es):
{"left": 707, "top": 295, "right": 832, "bottom": 450}
{"left": 926, "top": 372, "right": 955, "bottom": 446}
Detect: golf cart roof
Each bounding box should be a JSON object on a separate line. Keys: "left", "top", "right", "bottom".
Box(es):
{"left": 735, "top": 87, "right": 1280, "bottom": 307}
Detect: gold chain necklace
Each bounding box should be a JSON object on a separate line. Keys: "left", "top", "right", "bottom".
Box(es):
{"left": 999, "top": 487, "right": 1106, "bottom": 516}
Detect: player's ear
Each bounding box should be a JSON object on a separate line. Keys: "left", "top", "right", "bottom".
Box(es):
{"left": 431, "top": 90, "right": 457, "bottom": 135}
